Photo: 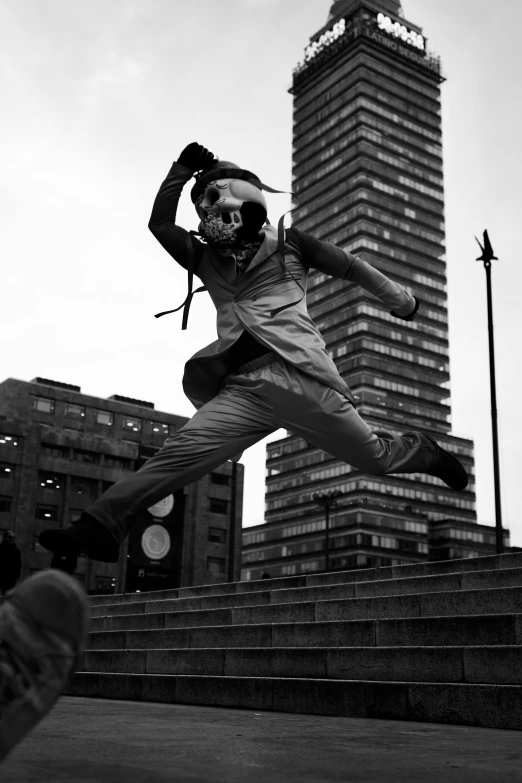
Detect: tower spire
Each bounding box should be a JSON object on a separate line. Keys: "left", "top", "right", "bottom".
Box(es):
{"left": 327, "top": 0, "right": 404, "bottom": 23}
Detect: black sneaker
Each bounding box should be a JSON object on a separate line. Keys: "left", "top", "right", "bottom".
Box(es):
{"left": 39, "top": 515, "right": 120, "bottom": 564}
{"left": 0, "top": 570, "right": 90, "bottom": 762}
{"left": 424, "top": 434, "right": 468, "bottom": 491}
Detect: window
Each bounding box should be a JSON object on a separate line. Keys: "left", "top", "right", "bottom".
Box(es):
{"left": 96, "top": 411, "right": 113, "bottom": 426}
{"left": 38, "top": 472, "right": 64, "bottom": 491}
{"left": 209, "top": 527, "right": 227, "bottom": 544}
{"left": 210, "top": 473, "right": 230, "bottom": 486}
{"left": 152, "top": 422, "right": 169, "bottom": 436}
{"left": 70, "top": 477, "right": 97, "bottom": 496}
{"left": 33, "top": 397, "right": 54, "bottom": 413}
{"left": 207, "top": 556, "right": 225, "bottom": 575}
{"left": 209, "top": 498, "right": 228, "bottom": 515}
{"left": 123, "top": 416, "right": 141, "bottom": 433}
{"left": 0, "top": 496, "right": 12, "bottom": 512}
{"left": 41, "top": 444, "right": 69, "bottom": 460}
{"left": 35, "top": 504, "right": 59, "bottom": 521}
{"left": 95, "top": 576, "right": 116, "bottom": 594}
{"left": 104, "top": 455, "right": 131, "bottom": 470}
{"left": 0, "top": 434, "right": 19, "bottom": 447}
{"left": 0, "top": 464, "right": 15, "bottom": 480}
{"left": 65, "top": 404, "right": 85, "bottom": 418}
{"left": 243, "top": 531, "right": 266, "bottom": 545}
{"left": 72, "top": 449, "right": 99, "bottom": 464}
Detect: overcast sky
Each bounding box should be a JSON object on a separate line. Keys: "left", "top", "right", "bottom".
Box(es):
{"left": 2, "top": 0, "right": 521, "bottom": 547}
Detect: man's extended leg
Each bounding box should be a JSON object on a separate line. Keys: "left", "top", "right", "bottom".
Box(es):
{"left": 39, "top": 369, "right": 277, "bottom": 563}
{"left": 267, "top": 360, "right": 467, "bottom": 488}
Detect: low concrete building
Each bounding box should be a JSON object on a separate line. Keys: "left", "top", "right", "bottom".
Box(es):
{"left": 0, "top": 376, "right": 244, "bottom": 593}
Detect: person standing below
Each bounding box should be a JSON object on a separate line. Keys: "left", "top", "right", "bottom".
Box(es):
{"left": 0, "top": 531, "right": 22, "bottom": 597}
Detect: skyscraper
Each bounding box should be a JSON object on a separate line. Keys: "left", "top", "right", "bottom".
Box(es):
{"left": 241, "top": 1, "right": 510, "bottom": 581}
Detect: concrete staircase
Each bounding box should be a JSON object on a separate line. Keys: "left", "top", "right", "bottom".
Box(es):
{"left": 64, "top": 551, "right": 522, "bottom": 731}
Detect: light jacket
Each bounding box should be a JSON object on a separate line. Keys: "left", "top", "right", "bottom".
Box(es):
{"left": 149, "top": 162, "right": 418, "bottom": 414}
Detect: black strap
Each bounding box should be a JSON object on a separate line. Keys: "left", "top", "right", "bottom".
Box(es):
{"left": 269, "top": 211, "right": 307, "bottom": 319}
{"left": 154, "top": 232, "right": 207, "bottom": 329}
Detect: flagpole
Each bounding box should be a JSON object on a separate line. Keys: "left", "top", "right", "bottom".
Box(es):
{"left": 475, "top": 230, "right": 504, "bottom": 554}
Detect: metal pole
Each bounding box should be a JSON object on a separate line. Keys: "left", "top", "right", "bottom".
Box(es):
{"left": 484, "top": 261, "right": 504, "bottom": 554}
{"left": 228, "top": 460, "right": 237, "bottom": 582}
{"left": 325, "top": 502, "right": 330, "bottom": 572}
{"left": 313, "top": 491, "right": 343, "bottom": 573}
{"left": 475, "top": 231, "right": 503, "bottom": 554}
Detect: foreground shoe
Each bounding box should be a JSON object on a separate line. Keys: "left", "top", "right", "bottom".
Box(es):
{"left": 424, "top": 433, "right": 468, "bottom": 491}
{"left": 0, "top": 570, "right": 90, "bottom": 762}
{"left": 39, "top": 515, "right": 120, "bottom": 564}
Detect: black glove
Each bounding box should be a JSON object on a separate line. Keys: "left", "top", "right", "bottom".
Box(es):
{"left": 177, "top": 142, "right": 218, "bottom": 174}
{"left": 391, "top": 295, "right": 420, "bottom": 321}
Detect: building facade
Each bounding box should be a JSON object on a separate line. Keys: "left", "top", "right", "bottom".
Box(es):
{"left": 241, "top": 0, "right": 511, "bottom": 580}
{"left": 0, "top": 376, "right": 244, "bottom": 593}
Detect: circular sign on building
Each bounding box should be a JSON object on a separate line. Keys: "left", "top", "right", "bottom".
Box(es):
{"left": 141, "top": 524, "right": 171, "bottom": 560}
{"left": 147, "top": 494, "right": 174, "bottom": 518}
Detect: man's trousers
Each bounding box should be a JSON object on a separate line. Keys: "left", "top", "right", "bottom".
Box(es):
{"left": 84, "top": 354, "right": 438, "bottom": 548}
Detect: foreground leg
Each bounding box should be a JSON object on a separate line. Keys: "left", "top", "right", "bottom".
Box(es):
{"left": 0, "top": 570, "right": 89, "bottom": 763}
{"left": 39, "top": 376, "right": 276, "bottom": 564}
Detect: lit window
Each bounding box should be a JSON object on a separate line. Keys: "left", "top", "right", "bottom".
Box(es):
{"left": 38, "top": 473, "right": 62, "bottom": 491}
{"left": 96, "top": 411, "right": 113, "bottom": 426}
{"left": 124, "top": 416, "right": 141, "bottom": 433}
{"left": 35, "top": 505, "right": 59, "bottom": 521}
{"left": 0, "top": 435, "right": 18, "bottom": 446}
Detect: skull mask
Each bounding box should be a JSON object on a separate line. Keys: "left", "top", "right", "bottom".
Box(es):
{"left": 194, "top": 176, "right": 268, "bottom": 248}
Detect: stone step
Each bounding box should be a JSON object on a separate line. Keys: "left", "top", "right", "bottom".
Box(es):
{"left": 89, "top": 551, "right": 522, "bottom": 606}
{"left": 63, "top": 673, "right": 522, "bottom": 732}
{"left": 86, "top": 613, "right": 522, "bottom": 651}
{"left": 72, "top": 552, "right": 522, "bottom": 732}
{"left": 79, "top": 645, "right": 522, "bottom": 685}
{"left": 89, "top": 566, "right": 522, "bottom": 617}
{"left": 89, "top": 584, "right": 522, "bottom": 631}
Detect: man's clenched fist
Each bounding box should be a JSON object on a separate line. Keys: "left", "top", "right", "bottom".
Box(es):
{"left": 177, "top": 142, "right": 218, "bottom": 174}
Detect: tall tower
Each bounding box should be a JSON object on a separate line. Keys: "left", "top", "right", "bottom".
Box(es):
{"left": 242, "top": 2, "right": 508, "bottom": 581}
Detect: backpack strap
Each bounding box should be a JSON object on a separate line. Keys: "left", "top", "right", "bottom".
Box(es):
{"left": 154, "top": 231, "right": 207, "bottom": 330}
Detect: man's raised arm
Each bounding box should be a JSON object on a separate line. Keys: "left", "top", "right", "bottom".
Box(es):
{"left": 148, "top": 142, "right": 217, "bottom": 271}
{"left": 296, "top": 228, "right": 419, "bottom": 321}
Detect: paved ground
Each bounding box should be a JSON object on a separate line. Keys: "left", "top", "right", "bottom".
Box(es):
{"left": 2, "top": 696, "right": 522, "bottom": 782}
